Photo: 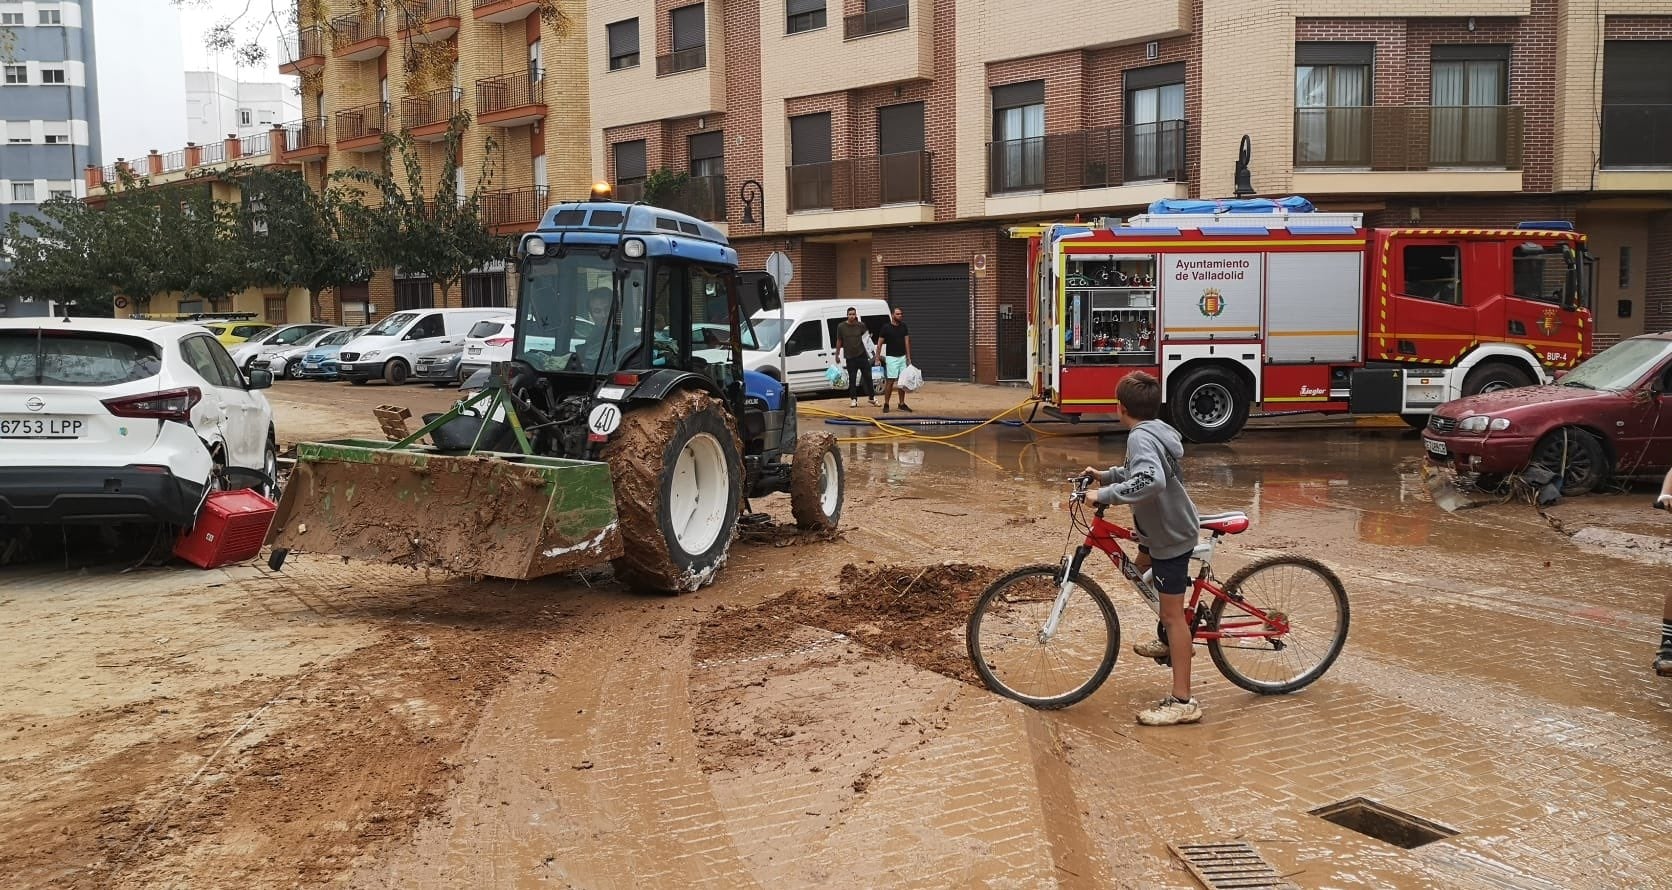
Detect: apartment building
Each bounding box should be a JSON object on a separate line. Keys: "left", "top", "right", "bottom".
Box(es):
{"left": 185, "top": 71, "right": 302, "bottom": 145}
{"left": 275, "top": 0, "right": 592, "bottom": 323}
{"left": 586, "top": 0, "right": 1671, "bottom": 383}
{"left": 0, "top": 0, "right": 101, "bottom": 319}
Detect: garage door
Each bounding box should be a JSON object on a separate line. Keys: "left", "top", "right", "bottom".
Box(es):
{"left": 886, "top": 264, "right": 971, "bottom": 381}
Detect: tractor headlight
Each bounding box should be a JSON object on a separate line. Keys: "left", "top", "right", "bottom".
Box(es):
{"left": 623, "top": 238, "right": 646, "bottom": 259}
{"left": 523, "top": 236, "right": 547, "bottom": 257}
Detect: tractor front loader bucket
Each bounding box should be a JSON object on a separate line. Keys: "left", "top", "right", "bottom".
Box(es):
{"left": 268, "top": 440, "right": 623, "bottom": 580}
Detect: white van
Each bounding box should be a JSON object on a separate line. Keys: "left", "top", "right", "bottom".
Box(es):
{"left": 338, "top": 307, "right": 511, "bottom": 385}
{"left": 743, "top": 299, "right": 891, "bottom": 394}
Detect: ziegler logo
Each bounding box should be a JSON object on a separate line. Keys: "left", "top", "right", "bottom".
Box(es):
{"left": 1198, "top": 288, "right": 1225, "bottom": 318}
{"left": 1537, "top": 309, "right": 1560, "bottom": 336}
{"left": 1299, "top": 385, "right": 1326, "bottom": 397}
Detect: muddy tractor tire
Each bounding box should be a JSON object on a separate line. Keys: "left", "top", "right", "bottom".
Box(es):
{"left": 1169, "top": 365, "right": 1250, "bottom": 444}
{"left": 789, "top": 432, "right": 844, "bottom": 531}
{"left": 603, "top": 389, "right": 744, "bottom": 593}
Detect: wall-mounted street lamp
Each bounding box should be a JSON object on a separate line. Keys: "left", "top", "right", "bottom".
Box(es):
{"left": 739, "top": 179, "right": 764, "bottom": 225}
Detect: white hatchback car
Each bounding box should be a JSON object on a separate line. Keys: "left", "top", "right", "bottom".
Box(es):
{"left": 0, "top": 318, "right": 277, "bottom": 528}
{"left": 456, "top": 315, "right": 516, "bottom": 384}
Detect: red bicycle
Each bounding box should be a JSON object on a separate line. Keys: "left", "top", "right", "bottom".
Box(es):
{"left": 966, "top": 477, "right": 1350, "bottom": 709}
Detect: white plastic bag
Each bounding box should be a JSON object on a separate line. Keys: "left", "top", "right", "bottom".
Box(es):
{"left": 825, "top": 363, "right": 846, "bottom": 387}
{"left": 899, "top": 364, "right": 924, "bottom": 393}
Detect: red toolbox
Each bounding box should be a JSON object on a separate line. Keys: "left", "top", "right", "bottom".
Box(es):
{"left": 174, "top": 489, "right": 278, "bottom": 569}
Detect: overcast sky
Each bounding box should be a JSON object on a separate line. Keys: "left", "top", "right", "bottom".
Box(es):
{"left": 95, "top": 0, "right": 293, "bottom": 163}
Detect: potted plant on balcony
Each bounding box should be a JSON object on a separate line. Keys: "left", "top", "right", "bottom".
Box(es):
{"left": 642, "top": 168, "right": 692, "bottom": 209}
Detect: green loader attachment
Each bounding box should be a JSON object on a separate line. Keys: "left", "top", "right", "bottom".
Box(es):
{"left": 267, "top": 388, "right": 622, "bottom": 580}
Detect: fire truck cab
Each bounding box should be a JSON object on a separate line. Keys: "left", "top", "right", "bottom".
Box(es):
{"left": 1017, "top": 196, "right": 1591, "bottom": 442}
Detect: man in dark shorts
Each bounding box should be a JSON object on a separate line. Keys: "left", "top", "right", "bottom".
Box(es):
{"left": 876, "top": 306, "right": 913, "bottom": 413}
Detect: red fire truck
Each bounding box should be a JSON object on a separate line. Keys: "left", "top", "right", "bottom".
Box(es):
{"left": 1012, "top": 197, "right": 1593, "bottom": 442}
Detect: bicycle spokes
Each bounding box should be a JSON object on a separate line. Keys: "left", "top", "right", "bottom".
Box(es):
{"left": 967, "top": 566, "right": 1119, "bottom": 709}
{"left": 1207, "top": 556, "right": 1350, "bottom": 695}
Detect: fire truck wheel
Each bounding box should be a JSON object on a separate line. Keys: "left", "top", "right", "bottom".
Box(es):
{"left": 1461, "top": 362, "right": 1533, "bottom": 397}
{"left": 1169, "top": 366, "right": 1250, "bottom": 444}
{"left": 1400, "top": 413, "right": 1431, "bottom": 431}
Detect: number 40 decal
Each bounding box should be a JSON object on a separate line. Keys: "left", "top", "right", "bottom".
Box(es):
{"left": 588, "top": 403, "right": 622, "bottom": 436}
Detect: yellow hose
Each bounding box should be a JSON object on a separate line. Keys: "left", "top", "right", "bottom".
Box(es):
{"left": 800, "top": 395, "right": 1080, "bottom": 443}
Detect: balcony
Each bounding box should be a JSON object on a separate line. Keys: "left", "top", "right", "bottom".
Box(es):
{"left": 471, "top": 0, "right": 540, "bottom": 24}
{"left": 785, "top": 151, "right": 932, "bottom": 232}
{"left": 331, "top": 10, "right": 389, "bottom": 61}
{"left": 282, "top": 117, "right": 329, "bottom": 161}
{"left": 476, "top": 70, "right": 546, "bottom": 127}
{"left": 985, "top": 122, "right": 1186, "bottom": 196}
{"left": 656, "top": 45, "right": 707, "bottom": 77}
{"left": 335, "top": 102, "right": 392, "bottom": 153}
{"left": 278, "top": 25, "right": 327, "bottom": 75}
{"left": 609, "top": 177, "right": 726, "bottom": 222}
{"left": 481, "top": 185, "right": 549, "bottom": 234}
{"left": 400, "top": 0, "right": 460, "bottom": 43}
{"left": 1292, "top": 105, "right": 1525, "bottom": 193}
{"left": 844, "top": 3, "right": 909, "bottom": 40}
{"left": 401, "top": 88, "right": 459, "bottom": 141}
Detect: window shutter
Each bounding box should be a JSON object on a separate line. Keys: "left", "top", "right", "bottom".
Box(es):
{"left": 786, "top": 0, "right": 823, "bottom": 15}
{"left": 671, "top": 4, "right": 705, "bottom": 51}
{"left": 614, "top": 140, "right": 647, "bottom": 180}
{"left": 992, "top": 80, "right": 1045, "bottom": 110}
{"left": 1124, "top": 62, "right": 1185, "bottom": 92}
{"left": 789, "top": 112, "right": 832, "bottom": 165}
{"left": 689, "top": 131, "right": 723, "bottom": 161}
{"left": 1603, "top": 41, "right": 1672, "bottom": 104}
{"left": 1431, "top": 44, "right": 1510, "bottom": 62}
{"left": 876, "top": 102, "right": 924, "bottom": 155}
{"left": 1295, "top": 42, "right": 1375, "bottom": 66}
{"left": 607, "top": 19, "right": 638, "bottom": 58}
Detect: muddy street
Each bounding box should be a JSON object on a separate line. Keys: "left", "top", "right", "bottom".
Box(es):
{"left": 3, "top": 380, "right": 1670, "bottom": 888}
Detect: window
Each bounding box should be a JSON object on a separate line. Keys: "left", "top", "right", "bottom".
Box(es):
{"left": 239, "top": 108, "right": 253, "bottom": 126}
{"left": 785, "top": 321, "right": 822, "bottom": 356}
{"left": 1512, "top": 252, "right": 1567, "bottom": 305}
{"left": 181, "top": 336, "right": 237, "bottom": 388}
{"left": 607, "top": 18, "right": 639, "bottom": 70}
{"left": 11, "top": 182, "right": 35, "bottom": 202}
{"left": 394, "top": 278, "right": 435, "bottom": 311}
{"left": 788, "top": 111, "right": 833, "bottom": 211}
{"left": 1294, "top": 43, "right": 1373, "bottom": 167}
{"left": 264, "top": 296, "right": 288, "bottom": 324}
{"left": 4, "top": 66, "right": 26, "bottom": 85}
{"left": 663, "top": 4, "right": 706, "bottom": 74}
{"left": 1431, "top": 46, "right": 1509, "bottom": 167}
{"left": 1601, "top": 40, "right": 1672, "bottom": 168}
{"left": 876, "top": 101, "right": 925, "bottom": 204}
{"left": 49, "top": 189, "right": 71, "bottom": 200}
{"left": 1401, "top": 245, "right": 1461, "bottom": 305}
{"left": 463, "top": 272, "right": 508, "bottom": 307}
{"left": 207, "top": 341, "right": 246, "bottom": 386}
{"left": 689, "top": 130, "right": 723, "bottom": 178}
{"left": 613, "top": 139, "right": 647, "bottom": 198}
{"left": 852, "top": 0, "right": 908, "bottom": 36}
{"left": 6, "top": 121, "right": 29, "bottom": 144}
{"left": 0, "top": 12, "right": 22, "bottom": 26}
{"left": 406, "top": 313, "right": 444, "bottom": 340}
{"left": 0, "top": 331, "right": 163, "bottom": 386}
{"left": 990, "top": 80, "right": 1045, "bottom": 192}
{"left": 39, "top": 7, "right": 61, "bottom": 25}
{"left": 1125, "top": 63, "right": 1186, "bottom": 182}
{"left": 786, "top": 0, "right": 825, "bottom": 34}
{"left": 44, "top": 134, "right": 68, "bottom": 145}
{"left": 1619, "top": 245, "right": 1632, "bottom": 289}
{"left": 40, "top": 67, "right": 65, "bottom": 85}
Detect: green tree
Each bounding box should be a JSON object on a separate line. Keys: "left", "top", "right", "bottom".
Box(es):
{"left": 172, "top": 180, "right": 256, "bottom": 313}
{"left": 227, "top": 166, "right": 371, "bottom": 319}
{"left": 0, "top": 196, "right": 113, "bottom": 315}
{"left": 336, "top": 115, "right": 501, "bottom": 306}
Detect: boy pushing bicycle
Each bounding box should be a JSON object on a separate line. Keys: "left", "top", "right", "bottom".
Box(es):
{"left": 1079, "top": 371, "right": 1203, "bottom": 726}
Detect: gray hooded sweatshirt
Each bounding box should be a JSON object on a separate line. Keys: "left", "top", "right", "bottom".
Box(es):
{"left": 1094, "top": 419, "right": 1199, "bottom": 560}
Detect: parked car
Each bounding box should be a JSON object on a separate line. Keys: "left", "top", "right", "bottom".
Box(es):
{"left": 456, "top": 315, "right": 517, "bottom": 383}
{"left": 201, "top": 321, "right": 273, "bottom": 346}
{"left": 1422, "top": 332, "right": 1672, "bottom": 495}
{"left": 251, "top": 326, "right": 355, "bottom": 380}
{"left": 0, "top": 318, "right": 277, "bottom": 529}
{"left": 413, "top": 351, "right": 464, "bottom": 387}
{"left": 338, "top": 308, "right": 509, "bottom": 385}
{"left": 229, "top": 323, "right": 332, "bottom": 370}
{"left": 746, "top": 299, "right": 891, "bottom": 394}
{"left": 295, "top": 327, "right": 367, "bottom": 380}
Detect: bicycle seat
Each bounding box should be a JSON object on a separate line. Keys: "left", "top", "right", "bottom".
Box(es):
{"left": 1198, "top": 511, "right": 1250, "bottom": 535}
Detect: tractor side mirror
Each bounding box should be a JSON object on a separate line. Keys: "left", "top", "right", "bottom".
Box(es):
{"left": 757, "top": 277, "right": 781, "bottom": 313}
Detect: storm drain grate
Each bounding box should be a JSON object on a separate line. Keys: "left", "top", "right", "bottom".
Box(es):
{"left": 1168, "top": 841, "right": 1284, "bottom": 889}
{"left": 1310, "top": 797, "right": 1459, "bottom": 849}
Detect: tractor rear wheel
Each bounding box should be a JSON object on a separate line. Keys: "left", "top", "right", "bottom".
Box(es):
{"left": 604, "top": 389, "right": 743, "bottom": 593}
{"left": 790, "top": 432, "right": 844, "bottom": 531}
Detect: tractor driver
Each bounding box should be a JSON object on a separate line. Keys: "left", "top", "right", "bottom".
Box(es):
{"left": 574, "top": 288, "right": 617, "bottom": 370}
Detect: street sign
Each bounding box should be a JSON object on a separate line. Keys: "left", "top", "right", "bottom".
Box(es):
{"left": 766, "top": 251, "right": 794, "bottom": 292}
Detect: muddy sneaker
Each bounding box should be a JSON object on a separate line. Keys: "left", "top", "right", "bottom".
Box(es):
{"left": 1137, "top": 696, "right": 1202, "bottom": 726}
{"left": 1656, "top": 654, "right": 1672, "bottom": 677}
{"left": 850, "top": 398, "right": 859, "bottom": 408}
{"left": 1132, "top": 638, "right": 1169, "bottom": 659}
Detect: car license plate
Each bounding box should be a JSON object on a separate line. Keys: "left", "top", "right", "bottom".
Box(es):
{"left": 302, "top": 362, "right": 320, "bottom": 369}
{"left": 467, "top": 346, "right": 482, "bottom": 355}
{"left": 0, "top": 416, "right": 85, "bottom": 438}
{"left": 1423, "top": 438, "right": 1448, "bottom": 457}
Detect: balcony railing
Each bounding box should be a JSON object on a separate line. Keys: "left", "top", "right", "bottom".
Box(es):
{"left": 663, "top": 175, "right": 727, "bottom": 221}
{"left": 481, "top": 185, "right": 549, "bottom": 231}
{"left": 476, "top": 69, "right": 544, "bottom": 116}
{"left": 331, "top": 9, "right": 387, "bottom": 46}
{"left": 616, "top": 181, "right": 645, "bottom": 202}
{"left": 985, "top": 122, "right": 1187, "bottom": 195}
{"left": 1293, "top": 105, "right": 1523, "bottom": 170}
{"left": 160, "top": 149, "right": 187, "bottom": 175}
{"left": 199, "top": 140, "right": 227, "bottom": 165}
{"left": 404, "top": 0, "right": 456, "bottom": 25}
{"left": 244, "top": 131, "right": 271, "bottom": 157}
{"left": 656, "top": 45, "right": 706, "bottom": 76}
{"left": 787, "top": 151, "right": 932, "bottom": 213}
{"left": 1601, "top": 104, "right": 1672, "bottom": 169}
{"left": 844, "top": 3, "right": 909, "bottom": 39}
{"left": 278, "top": 24, "right": 327, "bottom": 69}
{"left": 401, "top": 87, "right": 459, "bottom": 131}
{"left": 336, "top": 102, "right": 392, "bottom": 143}
{"left": 285, "top": 117, "right": 329, "bottom": 153}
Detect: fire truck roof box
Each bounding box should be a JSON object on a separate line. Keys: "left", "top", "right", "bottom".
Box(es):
{"left": 1126, "top": 194, "right": 1363, "bottom": 233}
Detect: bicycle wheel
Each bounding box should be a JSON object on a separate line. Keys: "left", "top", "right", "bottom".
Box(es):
{"left": 966, "top": 564, "right": 1119, "bottom": 709}
{"left": 1208, "top": 555, "right": 1349, "bottom": 695}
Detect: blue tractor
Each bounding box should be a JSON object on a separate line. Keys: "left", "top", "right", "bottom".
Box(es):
{"left": 268, "top": 198, "right": 844, "bottom": 592}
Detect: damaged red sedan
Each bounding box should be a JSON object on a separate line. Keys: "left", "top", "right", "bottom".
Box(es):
{"left": 1422, "top": 332, "right": 1672, "bottom": 495}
